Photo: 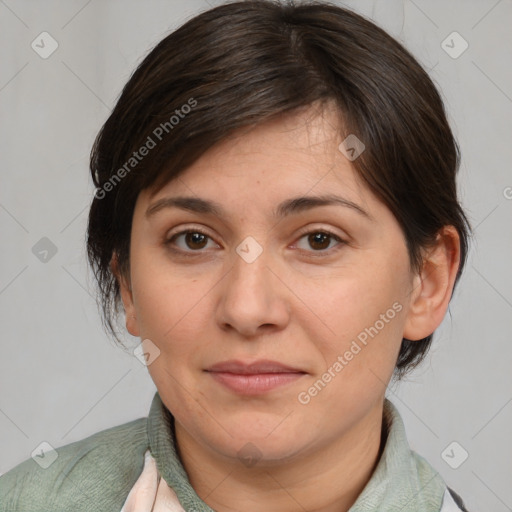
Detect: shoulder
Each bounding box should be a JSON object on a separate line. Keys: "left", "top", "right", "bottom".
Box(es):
{"left": 0, "top": 416, "right": 149, "bottom": 512}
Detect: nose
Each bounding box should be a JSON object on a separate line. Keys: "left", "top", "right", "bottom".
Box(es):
{"left": 216, "top": 241, "right": 290, "bottom": 339}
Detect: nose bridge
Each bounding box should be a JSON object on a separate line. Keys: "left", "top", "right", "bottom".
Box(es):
{"left": 230, "top": 234, "right": 272, "bottom": 300}
{"left": 217, "top": 234, "right": 287, "bottom": 335}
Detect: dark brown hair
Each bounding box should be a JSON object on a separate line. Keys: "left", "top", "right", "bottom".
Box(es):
{"left": 86, "top": 0, "right": 471, "bottom": 378}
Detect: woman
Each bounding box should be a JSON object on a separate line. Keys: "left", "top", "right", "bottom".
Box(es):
{"left": 0, "top": 1, "right": 472, "bottom": 510}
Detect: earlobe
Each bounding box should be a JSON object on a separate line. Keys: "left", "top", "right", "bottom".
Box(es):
{"left": 110, "top": 253, "right": 140, "bottom": 337}
{"left": 403, "top": 226, "right": 461, "bottom": 341}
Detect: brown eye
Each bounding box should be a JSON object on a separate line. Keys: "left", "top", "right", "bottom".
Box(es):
{"left": 183, "top": 232, "right": 208, "bottom": 250}
{"left": 307, "top": 232, "right": 331, "bottom": 250}
{"left": 166, "top": 229, "right": 217, "bottom": 253}
{"left": 295, "top": 230, "right": 345, "bottom": 255}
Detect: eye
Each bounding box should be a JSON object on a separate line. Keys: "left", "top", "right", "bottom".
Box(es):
{"left": 164, "top": 227, "right": 346, "bottom": 257}
{"left": 294, "top": 229, "right": 345, "bottom": 255}
{"left": 165, "top": 228, "right": 218, "bottom": 254}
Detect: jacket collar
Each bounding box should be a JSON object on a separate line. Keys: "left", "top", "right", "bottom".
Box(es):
{"left": 348, "top": 398, "right": 446, "bottom": 511}
{"left": 147, "top": 392, "right": 446, "bottom": 511}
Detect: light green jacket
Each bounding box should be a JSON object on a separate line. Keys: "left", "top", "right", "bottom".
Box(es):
{"left": 0, "top": 392, "right": 468, "bottom": 511}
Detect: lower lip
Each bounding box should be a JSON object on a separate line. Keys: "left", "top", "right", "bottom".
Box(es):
{"left": 207, "top": 371, "right": 305, "bottom": 395}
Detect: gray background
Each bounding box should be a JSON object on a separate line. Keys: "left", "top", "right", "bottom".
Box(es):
{"left": 0, "top": 1, "right": 511, "bottom": 510}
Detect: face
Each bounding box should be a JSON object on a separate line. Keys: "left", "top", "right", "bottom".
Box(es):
{"left": 121, "top": 105, "right": 420, "bottom": 464}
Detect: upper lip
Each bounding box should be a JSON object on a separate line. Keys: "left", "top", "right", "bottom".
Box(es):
{"left": 206, "top": 359, "right": 305, "bottom": 374}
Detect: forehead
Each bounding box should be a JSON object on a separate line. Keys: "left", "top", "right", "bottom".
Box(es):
{"left": 142, "top": 105, "right": 370, "bottom": 212}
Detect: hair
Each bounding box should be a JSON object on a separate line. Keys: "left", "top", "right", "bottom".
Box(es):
{"left": 86, "top": 0, "right": 471, "bottom": 379}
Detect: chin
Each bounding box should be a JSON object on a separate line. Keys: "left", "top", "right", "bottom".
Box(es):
{"left": 212, "top": 430, "right": 308, "bottom": 467}
{"left": 196, "top": 411, "right": 314, "bottom": 462}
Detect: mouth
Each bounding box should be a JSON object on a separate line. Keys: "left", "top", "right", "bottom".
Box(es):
{"left": 205, "top": 359, "right": 307, "bottom": 395}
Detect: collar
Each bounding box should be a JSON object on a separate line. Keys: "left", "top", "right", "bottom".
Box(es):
{"left": 146, "top": 392, "right": 446, "bottom": 511}
{"left": 348, "top": 398, "right": 446, "bottom": 511}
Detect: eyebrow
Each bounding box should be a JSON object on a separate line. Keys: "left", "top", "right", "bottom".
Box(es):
{"left": 145, "top": 194, "right": 372, "bottom": 220}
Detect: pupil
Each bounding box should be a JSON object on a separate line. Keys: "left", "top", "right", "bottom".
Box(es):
{"left": 309, "top": 233, "right": 329, "bottom": 250}
{"left": 187, "top": 232, "right": 207, "bottom": 249}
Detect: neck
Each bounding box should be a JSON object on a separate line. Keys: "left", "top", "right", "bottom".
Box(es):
{"left": 174, "top": 401, "right": 386, "bottom": 512}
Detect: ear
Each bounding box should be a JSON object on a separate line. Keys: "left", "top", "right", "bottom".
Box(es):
{"left": 403, "top": 226, "right": 461, "bottom": 341}
{"left": 110, "top": 253, "right": 140, "bottom": 337}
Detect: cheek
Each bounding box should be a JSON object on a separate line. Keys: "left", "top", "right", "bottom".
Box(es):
{"left": 130, "top": 258, "right": 214, "bottom": 410}
{"left": 298, "top": 250, "right": 409, "bottom": 374}
{"left": 292, "top": 276, "right": 406, "bottom": 418}
{"left": 130, "top": 250, "right": 213, "bottom": 354}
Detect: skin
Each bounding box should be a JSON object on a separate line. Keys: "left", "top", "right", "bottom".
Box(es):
{"left": 114, "top": 103, "right": 461, "bottom": 512}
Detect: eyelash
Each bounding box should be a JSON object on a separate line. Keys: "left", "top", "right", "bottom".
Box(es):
{"left": 164, "top": 226, "right": 346, "bottom": 258}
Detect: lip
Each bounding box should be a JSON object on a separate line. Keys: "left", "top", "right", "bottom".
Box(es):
{"left": 205, "top": 359, "right": 307, "bottom": 395}
{"left": 206, "top": 359, "right": 304, "bottom": 374}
